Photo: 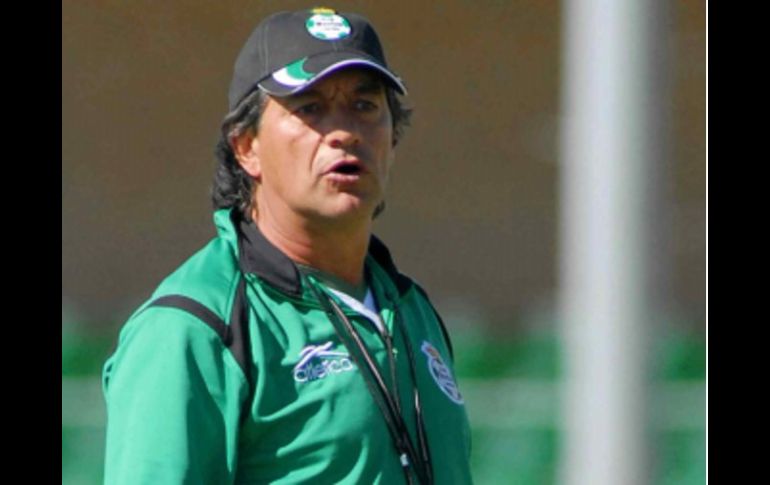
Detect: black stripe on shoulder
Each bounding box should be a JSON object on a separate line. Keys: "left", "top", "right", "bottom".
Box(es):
{"left": 227, "top": 277, "right": 253, "bottom": 393}
{"left": 147, "top": 295, "right": 232, "bottom": 346}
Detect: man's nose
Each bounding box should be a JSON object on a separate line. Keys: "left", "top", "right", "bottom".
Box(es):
{"left": 325, "top": 110, "right": 361, "bottom": 149}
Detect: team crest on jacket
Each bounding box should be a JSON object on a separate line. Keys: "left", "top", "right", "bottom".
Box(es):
{"left": 421, "top": 341, "right": 464, "bottom": 404}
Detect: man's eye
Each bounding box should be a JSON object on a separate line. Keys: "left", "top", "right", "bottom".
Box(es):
{"left": 296, "top": 103, "right": 321, "bottom": 115}
{"left": 354, "top": 100, "right": 379, "bottom": 112}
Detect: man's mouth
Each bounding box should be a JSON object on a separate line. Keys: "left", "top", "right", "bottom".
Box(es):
{"left": 333, "top": 163, "right": 362, "bottom": 175}
{"left": 325, "top": 160, "right": 366, "bottom": 176}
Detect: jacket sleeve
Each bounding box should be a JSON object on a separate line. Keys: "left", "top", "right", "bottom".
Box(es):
{"left": 102, "top": 306, "right": 250, "bottom": 485}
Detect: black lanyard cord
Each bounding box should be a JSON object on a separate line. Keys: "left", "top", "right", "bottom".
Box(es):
{"left": 326, "top": 291, "right": 422, "bottom": 485}
{"left": 393, "top": 307, "right": 434, "bottom": 485}
{"left": 305, "top": 277, "right": 431, "bottom": 485}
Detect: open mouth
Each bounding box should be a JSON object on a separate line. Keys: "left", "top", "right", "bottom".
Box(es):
{"left": 327, "top": 161, "right": 364, "bottom": 176}
{"left": 333, "top": 163, "right": 362, "bottom": 175}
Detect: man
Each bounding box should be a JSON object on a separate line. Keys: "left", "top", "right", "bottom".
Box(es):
{"left": 103, "top": 7, "right": 472, "bottom": 484}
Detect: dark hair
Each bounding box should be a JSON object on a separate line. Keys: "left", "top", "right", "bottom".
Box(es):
{"left": 212, "top": 89, "right": 267, "bottom": 220}
{"left": 211, "top": 82, "right": 412, "bottom": 221}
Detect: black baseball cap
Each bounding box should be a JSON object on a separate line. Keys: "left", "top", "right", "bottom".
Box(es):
{"left": 228, "top": 7, "right": 407, "bottom": 110}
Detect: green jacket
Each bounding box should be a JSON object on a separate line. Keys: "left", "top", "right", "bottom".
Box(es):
{"left": 102, "top": 208, "right": 473, "bottom": 484}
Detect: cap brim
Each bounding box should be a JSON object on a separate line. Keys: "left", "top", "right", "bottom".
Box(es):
{"left": 258, "top": 52, "right": 407, "bottom": 97}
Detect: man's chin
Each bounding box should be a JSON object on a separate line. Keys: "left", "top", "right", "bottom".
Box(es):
{"left": 313, "top": 196, "right": 380, "bottom": 224}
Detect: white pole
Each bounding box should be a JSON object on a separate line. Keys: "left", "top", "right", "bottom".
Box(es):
{"left": 559, "top": 0, "right": 666, "bottom": 483}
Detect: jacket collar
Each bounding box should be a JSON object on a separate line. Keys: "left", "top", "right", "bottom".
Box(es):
{"left": 229, "top": 209, "right": 411, "bottom": 297}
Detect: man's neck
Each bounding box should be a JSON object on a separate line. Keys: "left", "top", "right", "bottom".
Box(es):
{"left": 254, "top": 208, "right": 371, "bottom": 287}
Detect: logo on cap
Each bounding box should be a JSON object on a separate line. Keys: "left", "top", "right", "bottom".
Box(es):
{"left": 271, "top": 58, "right": 314, "bottom": 87}
{"left": 306, "top": 9, "right": 351, "bottom": 41}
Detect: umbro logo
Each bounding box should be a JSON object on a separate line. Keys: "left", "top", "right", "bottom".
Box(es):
{"left": 293, "top": 342, "right": 356, "bottom": 383}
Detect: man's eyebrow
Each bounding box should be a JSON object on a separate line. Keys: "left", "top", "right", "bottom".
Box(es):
{"left": 354, "top": 79, "right": 386, "bottom": 94}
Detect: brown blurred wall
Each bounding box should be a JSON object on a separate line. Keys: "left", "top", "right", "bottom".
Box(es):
{"left": 62, "top": 1, "right": 706, "bottom": 332}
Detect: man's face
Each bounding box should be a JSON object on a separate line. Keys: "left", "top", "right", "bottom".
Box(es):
{"left": 245, "top": 68, "right": 395, "bottom": 228}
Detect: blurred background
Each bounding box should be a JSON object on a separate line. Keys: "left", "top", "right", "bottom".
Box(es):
{"left": 62, "top": 1, "right": 706, "bottom": 484}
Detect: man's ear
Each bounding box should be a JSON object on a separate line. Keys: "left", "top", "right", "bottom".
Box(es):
{"left": 231, "top": 131, "right": 262, "bottom": 180}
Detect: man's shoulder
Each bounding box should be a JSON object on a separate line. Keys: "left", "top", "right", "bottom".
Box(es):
{"left": 368, "top": 234, "right": 416, "bottom": 296}
{"left": 367, "top": 235, "right": 455, "bottom": 360}
{"left": 149, "top": 236, "right": 242, "bottom": 320}
{"left": 368, "top": 234, "right": 437, "bottom": 299}
{"left": 106, "top": 233, "right": 248, "bottom": 383}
